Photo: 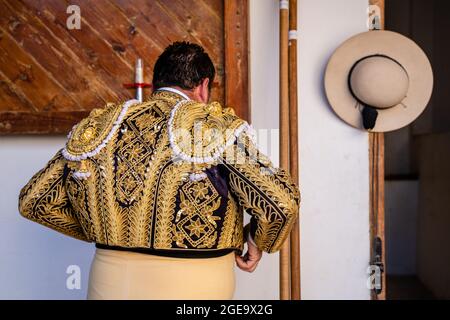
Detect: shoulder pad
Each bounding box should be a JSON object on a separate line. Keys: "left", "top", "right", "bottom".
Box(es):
{"left": 168, "top": 100, "right": 255, "bottom": 163}
{"left": 62, "top": 99, "right": 139, "bottom": 161}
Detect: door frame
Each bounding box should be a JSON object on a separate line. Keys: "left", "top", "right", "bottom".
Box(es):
{"left": 369, "top": 0, "right": 386, "bottom": 300}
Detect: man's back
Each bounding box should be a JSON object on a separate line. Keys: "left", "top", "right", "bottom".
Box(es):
{"left": 19, "top": 89, "right": 300, "bottom": 257}
{"left": 17, "top": 42, "right": 300, "bottom": 299}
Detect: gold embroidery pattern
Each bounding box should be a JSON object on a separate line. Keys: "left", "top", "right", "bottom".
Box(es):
{"left": 99, "top": 133, "right": 129, "bottom": 245}
{"left": 115, "top": 106, "right": 163, "bottom": 205}
{"left": 83, "top": 159, "right": 106, "bottom": 243}
{"left": 169, "top": 100, "right": 246, "bottom": 162}
{"left": 233, "top": 210, "right": 244, "bottom": 250}
{"left": 65, "top": 175, "right": 91, "bottom": 238}
{"left": 18, "top": 92, "right": 300, "bottom": 255}
{"left": 224, "top": 133, "right": 300, "bottom": 253}
{"left": 173, "top": 178, "right": 222, "bottom": 249}
{"left": 18, "top": 151, "right": 87, "bottom": 241}
{"left": 130, "top": 121, "right": 172, "bottom": 247}
{"left": 217, "top": 193, "right": 239, "bottom": 249}
{"left": 154, "top": 162, "right": 189, "bottom": 249}
{"left": 65, "top": 103, "right": 121, "bottom": 158}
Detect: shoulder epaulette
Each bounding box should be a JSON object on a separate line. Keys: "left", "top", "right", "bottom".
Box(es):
{"left": 62, "top": 99, "right": 139, "bottom": 162}
{"left": 167, "top": 100, "right": 256, "bottom": 166}
{"left": 61, "top": 99, "right": 139, "bottom": 179}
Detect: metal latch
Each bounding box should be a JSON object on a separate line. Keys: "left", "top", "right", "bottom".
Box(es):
{"left": 370, "top": 236, "right": 384, "bottom": 295}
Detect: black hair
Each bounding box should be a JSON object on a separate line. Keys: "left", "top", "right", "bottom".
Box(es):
{"left": 152, "top": 41, "right": 215, "bottom": 91}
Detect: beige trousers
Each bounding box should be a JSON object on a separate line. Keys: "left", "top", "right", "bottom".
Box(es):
{"left": 87, "top": 248, "right": 236, "bottom": 300}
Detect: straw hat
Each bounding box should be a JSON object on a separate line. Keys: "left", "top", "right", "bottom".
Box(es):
{"left": 324, "top": 30, "right": 433, "bottom": 132}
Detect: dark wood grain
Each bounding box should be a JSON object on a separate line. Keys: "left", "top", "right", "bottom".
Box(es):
{"left": 279, "top": 0, "right": 290, "bottom": 300}
{"left": 0, "top": 0, "right": 246, "bottom": 134}
{"left": 153, "top": 0, "right": 225, "bottom": 103}
{"left": 0, "top": 110, "right": 89, "bottom": 134}
{"left": 288, "top": 0, "right": 300, "bottom": 300}
{"left": 369, "top": 0, "right": 386, "bottom": 301}
{"left": 224, "top": 0, "right": 249, "bottom": 122}
{"left": 0, "top": 0, "right": 109, "bottom": 108}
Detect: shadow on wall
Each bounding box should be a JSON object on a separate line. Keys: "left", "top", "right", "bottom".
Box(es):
{"left": 385, "top": 0, "right": 450, "bottom": 299}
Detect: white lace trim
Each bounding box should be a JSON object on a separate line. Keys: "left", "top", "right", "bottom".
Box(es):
{"left": 72, "top": 171, "right": 91, "bottom": 180}
{"left": 189, "top": 172, "right": 208, "bottom": 182}
{"left": 167, "top": 100, "right": 256, "bottom": 164}
{"left": 62, "top": 99, "right": 139, "bottom": 162}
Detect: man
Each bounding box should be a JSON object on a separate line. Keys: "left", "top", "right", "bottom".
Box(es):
{"left": 18, "top": 42, "right": 300, "bottom": 299}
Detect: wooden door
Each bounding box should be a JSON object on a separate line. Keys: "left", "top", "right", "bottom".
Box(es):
{"left": 0, "top": 0, "right": 249, "bottom": 134}
{"left": 369, "top": 0, "right": 386, "bottom": 300}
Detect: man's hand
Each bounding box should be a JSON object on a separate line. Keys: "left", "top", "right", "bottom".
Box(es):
{"left": 235, "top": 237, "right": 263, "bottom": 273}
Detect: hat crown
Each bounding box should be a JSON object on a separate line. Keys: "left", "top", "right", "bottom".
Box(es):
{"left": 349, "top": 56, "right": 409, "bottom": 109}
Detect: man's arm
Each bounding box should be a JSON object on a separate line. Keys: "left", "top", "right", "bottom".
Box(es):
{"left": 222, "top": 131, "right": 300, "bottom": 254}
{"left": 18, "top": 150, "right": 89, "bottom": 242}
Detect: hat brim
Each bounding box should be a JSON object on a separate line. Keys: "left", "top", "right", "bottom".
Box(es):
{"left": 324, "top": 30, "right": 433, "bottom": 132}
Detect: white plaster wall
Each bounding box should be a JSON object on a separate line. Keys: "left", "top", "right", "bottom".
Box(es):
{"left": 238, "top": 0, "right": 370, "bottom": 300}
{"left": 0, "top": 136, "right": 94, "bottom": 299}
{"left": 234, "top": 0, "right": 281, "bottom": 300}
{"left": 0, "top": 0, "right": 370, "bottom": 299}
{"left": 297, "top": 0, "right": 370, "bottom": 300}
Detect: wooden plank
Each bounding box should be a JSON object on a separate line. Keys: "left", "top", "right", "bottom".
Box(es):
{"left": 279, "top": 0, "right": 290, "bottom": 300}
{"left": 0, "top": 0, "right": 244, "bottom": 133}
{"left": 289, "top": 0, "right": 301, "bottom": 300}
{"left": 113, "top": 0, "right": 225, "bottom": 103}
{"left": 112, "top": 0, "right": 183, "bottom": 82}
{"left": 154, "top": 0, "right": 225, "bottom": 103}
{"left": 0, "top": 0, "right": 112, "bottom": 107}
{"left": 369, "top": 132, "right": 386, "bottom": 300}
{"left": 67, "top": 0, "right": 149, "bottom": 67}
{"left": 155, "top": 0, "right": 224, "bottom": 58}
{"left": 224, "top": 0, "right": 250, "bottom": 121}
{"left": 370, "top": 0, "right": 385, "bottom": 29}
{"left": 200, "top": 0, "right": 224, "bottom": 20}
{"left": 20, "top": 0, "right": 135, "bottom": 100}
{"left": 0, "top": 69, "right": 36, "bottom": 112}
{"left": 369, "top": 0, "right": 386, "bottom": 301}
{"left": 0, "top": 27, "right": 77, "bottom": 112}
{"left": 21, "top": 0, "right": 225, "bottom": 103}
{"left": 0, "top": 110, "right": 88, "bottom": 134}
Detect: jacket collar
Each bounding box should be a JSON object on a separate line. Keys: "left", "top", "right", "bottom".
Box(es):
{"left": 151, "top": 87, "right": 191, "bottom": 103}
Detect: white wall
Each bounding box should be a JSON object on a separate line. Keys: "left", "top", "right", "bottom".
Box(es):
{"left": 239, "top": 0, "right": 370, "bottom": 300}
{"left": 0, "top": 136, "right": 94, "bottom": 299}
{"left": 234, "top": 0, "right": 281, "bottom": 300}
{"left": 298, "top": 0, "right": 370, "bottom": 300}
{"left": 0, "top": 0, "right": 370, "bottom": 299}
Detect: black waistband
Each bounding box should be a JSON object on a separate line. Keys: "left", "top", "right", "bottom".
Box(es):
{"left": 95, "top": 243, "right": 236, "bottom": 259}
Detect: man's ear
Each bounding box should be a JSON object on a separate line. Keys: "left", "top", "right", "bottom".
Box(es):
{"left": 198, "top": 78, "right": 210, "bottom": 103}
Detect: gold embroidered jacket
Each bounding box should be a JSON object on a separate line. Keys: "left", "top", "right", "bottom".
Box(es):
{"left": 18, "top": 91, "right": 300, "bottom": 255}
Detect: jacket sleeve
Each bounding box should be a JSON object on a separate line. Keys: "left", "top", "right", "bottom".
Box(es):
{"left": 18, "top": 149, "right": 89, "bottom": 242}
{"left": 222, "top": 131, "right": 300, "bottom": 253}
